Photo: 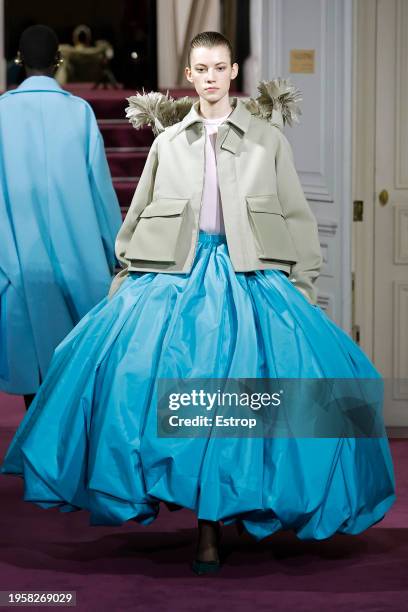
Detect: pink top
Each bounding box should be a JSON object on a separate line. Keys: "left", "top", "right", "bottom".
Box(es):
{"left": 199, "top": 113, "right": 231, "bottom": 235}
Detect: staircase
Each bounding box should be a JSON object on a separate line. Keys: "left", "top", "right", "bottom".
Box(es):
{"left": 102, "top": 122, "right": 153, "bottom": 218}
{"left": 65, "top": 85, "right": 195, "bottom": 218}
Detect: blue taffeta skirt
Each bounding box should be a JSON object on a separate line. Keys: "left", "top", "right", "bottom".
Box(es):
{"left": 1, "top": 232, "right": 396, "bottom": 541}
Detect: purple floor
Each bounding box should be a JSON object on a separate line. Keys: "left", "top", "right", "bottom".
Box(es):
{"left": 1, "top": 393, "right": 407, "bottom": 611}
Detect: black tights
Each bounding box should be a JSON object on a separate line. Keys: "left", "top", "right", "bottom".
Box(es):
{"left": 196, "top": 519, "right": 220, "bottom": 562}
{"left": 164, "top": 503, "right": 220, "bottom": 561}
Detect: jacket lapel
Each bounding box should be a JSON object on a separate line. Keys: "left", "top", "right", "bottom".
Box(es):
{"left": 219, "top": 125, "right": 243, "bottom": 154}
{"left": 171, "top": 97, "right": 252, "bottom": 152}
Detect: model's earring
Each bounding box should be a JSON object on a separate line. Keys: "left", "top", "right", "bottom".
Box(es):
{"left": 55, "top": 51, "right": 64, "bottom": 68}
{"left": 14, "top": 51, "right": 23, "bottom": 66}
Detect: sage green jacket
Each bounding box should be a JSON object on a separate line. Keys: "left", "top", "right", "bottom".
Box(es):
{"left": 110, "top": 97, "right": 322, "bottom": 304}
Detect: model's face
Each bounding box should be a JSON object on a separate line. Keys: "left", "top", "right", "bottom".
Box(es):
{"left": 185, "top": 45, "right": 238, "bottom": 103}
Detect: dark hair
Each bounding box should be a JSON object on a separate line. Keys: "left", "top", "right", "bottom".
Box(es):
{"left": 188, "top": 31, "right": 233, "bottom": 66}
{"left": 19, "top": 25, "right": 59, "bottom": 69}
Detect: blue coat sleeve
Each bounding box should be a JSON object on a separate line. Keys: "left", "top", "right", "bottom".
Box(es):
{"left": 88, "top": 128, "right": 122, "bottom": 274}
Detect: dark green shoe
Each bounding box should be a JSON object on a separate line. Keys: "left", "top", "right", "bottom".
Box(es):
{"left": 191, "top": 558, "right": 221, "bottom": 575}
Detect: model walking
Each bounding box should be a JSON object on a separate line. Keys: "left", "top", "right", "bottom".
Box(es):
{"left": 1, "top": 32, "right": 396, "bottom": 575}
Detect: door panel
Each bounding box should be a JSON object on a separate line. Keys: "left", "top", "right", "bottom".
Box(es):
{"left": 374, "top": 0, "right": 408, "bottom": 424}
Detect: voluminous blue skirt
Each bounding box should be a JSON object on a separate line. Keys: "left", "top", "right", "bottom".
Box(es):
{"left": 1, "top": 232, "right": 396, "bottom": 541}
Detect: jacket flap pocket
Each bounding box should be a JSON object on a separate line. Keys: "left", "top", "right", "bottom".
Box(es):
{"left": 140, "top": 198, "right": 189, "bottom": 218}
{"left": 246, "top": 194, "right": 282, "bottom": 215}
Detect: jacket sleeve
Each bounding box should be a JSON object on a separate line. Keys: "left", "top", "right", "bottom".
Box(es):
{"left": 89, "top": 130, "right": 122, "bottom": 274}
{"left": 108, "top": 137, "right": 159, "bottom": 297}
{"left": 274, "top": 128, "right": 322, "bottom": 305}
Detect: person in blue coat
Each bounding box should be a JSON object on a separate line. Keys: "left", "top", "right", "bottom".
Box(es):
{"left": 0, "top": 25, "right": 122, "bottom": 408}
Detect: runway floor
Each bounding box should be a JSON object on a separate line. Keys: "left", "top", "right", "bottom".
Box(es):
{"left": 1, "top": 393, "right": 407, "bottom": 611}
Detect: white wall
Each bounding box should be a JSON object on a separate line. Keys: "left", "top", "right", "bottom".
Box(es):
{"left": 258, "top": 0, "right": 353, "bottom": 331}
{"left": 243, "top": 0, "right": 263, "bottom": 97}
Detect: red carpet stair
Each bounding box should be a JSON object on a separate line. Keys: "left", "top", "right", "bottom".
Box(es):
{"left": 66, "top": 86, "right": 195, "bottom": 218}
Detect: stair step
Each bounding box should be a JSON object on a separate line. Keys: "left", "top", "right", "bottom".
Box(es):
{"left": 107, "top": 150, "right": 147, "bottom": 178}
{"left": 90, "top": 96, "right": 128, "bottom": 120}
{"left": 113, "top": 179, "right": 139, "bottom": 207}
{"left": 66, "top": 86, "right": 132, "bottom": 120}
{"left": 106, "top": 146, "right": 150, "bottom": 152}
{"left": 65, "top": 85, "right": 201, "bottom": 120}
{"left": 100, "top": 122, "right": 154, "bottom": 148}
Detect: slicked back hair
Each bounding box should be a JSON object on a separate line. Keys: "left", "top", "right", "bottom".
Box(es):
{"left": 188, "top": 31, "right": 233, "bottom": 66}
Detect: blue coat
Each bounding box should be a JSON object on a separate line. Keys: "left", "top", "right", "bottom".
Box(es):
{"left": 0, "top": 76, "right": 122, "bottom": 394}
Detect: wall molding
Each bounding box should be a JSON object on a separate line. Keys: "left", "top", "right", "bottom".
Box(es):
{"left": 318, "top": 219, "right": 338, "bottom": 236}
{"left": 261, "top": 0, "right": 336, "bottom": 203}
{"left": 352, "top": 0, "right": 376, "bottom": 358}
{"left": 298, "top": 0, "right": 334, "bottom": 203}
{"left": 393, "top": 281, "right": 408, "bottom": 400}
{"left": 317, "top": 293, "right": 334, "bottom": 317}
{"left": 318, "top": 218, "right": 338, "bottom": 278}
{"left": 261, "top": 0, "right": 353, "bottom": 330}
{"left": 395, "top": 0, "right": 408, "bottom": 189}
{"left": 394, "top": 204, "right": 408, "bottom": 264}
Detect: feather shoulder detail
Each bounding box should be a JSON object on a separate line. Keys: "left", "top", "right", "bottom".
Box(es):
{"left": 125, "top": 90, "right": 192, "bottom": 136}
{"left": 249, "top": 78, "right": 302, "bottom": 127}
{"left": 125, "top": 78, "right": 302, "bottom": 135}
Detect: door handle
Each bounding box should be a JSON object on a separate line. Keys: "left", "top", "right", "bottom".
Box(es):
{"left": 379, "top": 189, "right": 389, "bottom": 206}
